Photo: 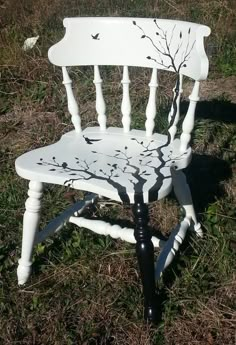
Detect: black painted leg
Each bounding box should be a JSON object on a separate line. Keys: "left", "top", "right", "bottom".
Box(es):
{"left": 132, "top": 202, "right": 159, "bottom": 323}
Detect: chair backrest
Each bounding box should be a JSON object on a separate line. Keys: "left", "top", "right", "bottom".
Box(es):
{"left": 48, "top": 17, "right": 210, "bottom": 152}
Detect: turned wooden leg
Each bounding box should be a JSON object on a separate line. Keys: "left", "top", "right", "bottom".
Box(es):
{"left": 17, "top": 181, "right": 43, "bottom": 285}
{"left": 132, "top": 202, "right": 159, "bottom": 323}
{"left": 172, "top": 170, "right": 203, "bottom": 237}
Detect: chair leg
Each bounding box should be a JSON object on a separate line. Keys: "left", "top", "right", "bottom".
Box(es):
{"left": 17, "top": 181, "right": 43, "bottom": 285}
{"left": 172, "top": 170, "right": 203, "bottom": 237}
{"left": 132, "top": 202, "right": 159, "bottom": 323}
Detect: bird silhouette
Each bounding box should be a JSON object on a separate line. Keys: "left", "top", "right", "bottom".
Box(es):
{"left": 83, "top": 135, "right": 102, "bottom": 145}
{"left": 91, "top": 33, "right": 100, "bottom": 40}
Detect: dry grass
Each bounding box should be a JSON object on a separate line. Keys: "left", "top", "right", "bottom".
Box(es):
{"left": 165, "top": 278, "right": 236, "bottom": 345}
{"left": 0, "top": 0, "right": 236, "bottom": 344}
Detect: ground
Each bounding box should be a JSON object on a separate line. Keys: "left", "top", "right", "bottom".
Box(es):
{"left": 0, "top": 1, "right": 236, "bottom": 344}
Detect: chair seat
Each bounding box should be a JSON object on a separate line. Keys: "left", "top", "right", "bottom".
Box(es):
{"left": 15, "top": 127, "right": 191, "bottom": 203}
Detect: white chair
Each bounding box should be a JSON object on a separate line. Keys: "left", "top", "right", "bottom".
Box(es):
{"left": 15, "top": 17, "right": 210, "bottom": 323}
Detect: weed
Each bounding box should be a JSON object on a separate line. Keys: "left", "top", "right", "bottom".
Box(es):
{"left": 216, "top": 42, "right": 236, "bottom": 77}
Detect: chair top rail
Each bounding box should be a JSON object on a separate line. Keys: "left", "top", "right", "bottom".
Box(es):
{"left": 48, "top": 17, "right": 211, "bottom": 81}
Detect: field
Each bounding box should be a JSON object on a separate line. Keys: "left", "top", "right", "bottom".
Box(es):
{"left": 0, "top": 0, "right": 236, "bottom": 344}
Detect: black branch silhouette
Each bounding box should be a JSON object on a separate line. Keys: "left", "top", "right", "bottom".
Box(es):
{"left": 91, "top": 146, "right": 154, "bottom": 203}
{"left": 133, "top": 19, "right": 195, "bottom": 73}
{"left": 131, "top": 136, "right": 187, "bottom": 199}
{"left": 37, "top": 137, "right": 184, "bottom": 205}
{"left": 37, "top": 156, "right": 130, "bottom": 203}
{"left": 148, "top": 75, "right": 181, "bottom": 200}
{"left": 37, "top": 69, "right": 186, "bottom": 206}
{"left": 130, "top": 73, "right": 186, "bottom": 200}
{"left": 37, "top": 92, "right": 188, "bottom": 205}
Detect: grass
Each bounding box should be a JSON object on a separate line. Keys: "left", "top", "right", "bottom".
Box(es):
{"left": 0, "top": 0, "right": 236, "bottom": 344}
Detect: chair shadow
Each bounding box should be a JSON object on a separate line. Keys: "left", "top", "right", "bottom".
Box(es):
{"left": 182, "top": 98, "right": 236, "bottom": 124}
{"left": 156, "top": 98, "right": 234, "bottom": 322}
{"left": 185, "top": 153, "right": 232, "bottom": 213}
{"left": 156, "top": 154, "right": 232, "bottom": 320}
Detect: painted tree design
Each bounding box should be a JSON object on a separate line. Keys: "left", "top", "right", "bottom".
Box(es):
{"left": 37, "top": 136, "right": 186, "bottom": 203}
{"left": 36, "top": 21, "right": 192, "bottom": 203}
{"left": 133, "top": 19, "right": 195, "bottom": 73}
{"left": 129, "top": 137, "right": 188, "bottom": 201}
{"left": 91, "top": 146, "right": 154, "bottom": 203}
{"left": 37, "top": 156, "right": 130, "bottom": 203}
{"left": 132, "top": 19, "right": 190, "bottom": 196}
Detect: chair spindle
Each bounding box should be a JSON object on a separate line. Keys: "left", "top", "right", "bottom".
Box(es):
{"left": 62, "top": 67, "right": 81, "bottom": 133}
{"left": 145, "top": 68, "right": 158, "bottom": 137}
{"left": 180, "top": 81, "right": 200, "bottom": 153}
{"left": 168, "top": 74, "right": 183, "bottom": 142}
{"left": 121, "top": 65, "right": 131, "bottom": 132}
{"left": 93, "top": 65, "right": 106, "bottom": 131}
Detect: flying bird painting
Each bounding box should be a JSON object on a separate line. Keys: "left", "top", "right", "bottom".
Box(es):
{"left": 83, "top": 135, "right": 102, "bottom": 145}
{"left": 91, "top": 33, "right": 100, "bottom": 40}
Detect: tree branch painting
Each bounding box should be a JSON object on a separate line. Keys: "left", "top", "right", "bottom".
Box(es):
{"left": 131, "top": 19, "right": 192, "bottom": 198}
{"left": 37, "top": 155, "right": 131, "bottom": 203}
{"left": 133, "top": 19, "right": 195, "bottom": 73}
{"left": 37, "top": 129, "right": 186, "bottom": 204}
{"left": 35, "top": 20, "right": 193, "bottom": 204}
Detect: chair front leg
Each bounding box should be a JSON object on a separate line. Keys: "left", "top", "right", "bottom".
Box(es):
{"left": 132, "top": 202, "right": 159, "bottom": 323}
{"left": 17, "top": 181, "right": 43, "bottom": 285}
{"left": 172, "top": 169, "right": 202, "bottom": 237}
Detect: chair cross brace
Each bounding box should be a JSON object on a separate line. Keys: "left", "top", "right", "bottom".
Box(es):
{"left": 18, "top": 190, "right": 191, "bottom": 323}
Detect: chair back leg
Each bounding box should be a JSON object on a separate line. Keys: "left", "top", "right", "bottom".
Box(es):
{"left": 172, "top": 170, "right": 203, "bottom": 237}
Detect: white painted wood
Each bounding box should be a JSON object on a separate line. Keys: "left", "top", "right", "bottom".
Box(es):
{"left": 168, "top": 74, "right": 183, "bottom": 142}
{"left": 17, "top": 181, "right": 43, "bottom": 285}
{"left": 62, "top": 67, "right": 81, "bottom": 133}
{"left": 155, "top": 217, "right": 190, "bottom": 279}
{"left": 69, "top": 216, "right": 163, "bottom": 248}
{"left": 145, "top": 68, "right": 158, "bottom": 137}
{"left": 93, "top": 65, "right": 106, "bottom": 131}
{"left": 48, "top": 18, "right": 210, "bottom": 80}
{"left": 193, "top": 222, "right": 203, "bottom": 237}
{"left": 121, "top": 65, "right": 131, "bottom": 132}
{"left": 15, "top": 127, "right": 191, "bottom": 204}
{"left": 16, "top": 17, "right": 210, "bottom": 285}
{"left": 180, "top": 81, "right": 200, "bottom": 153}
{"left": 172, "top": 169, "right": 203, "bottom": 237}
{"left": 35, "top": 193, "right": 97, "bottom": 244}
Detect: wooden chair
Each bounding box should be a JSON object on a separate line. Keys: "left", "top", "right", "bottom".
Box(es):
{"left": 15, "top": 17, "right": 210, "bottom": 323}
